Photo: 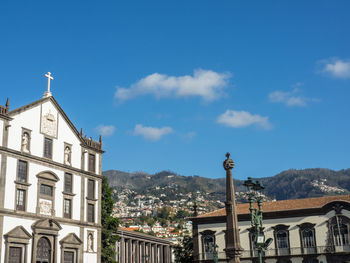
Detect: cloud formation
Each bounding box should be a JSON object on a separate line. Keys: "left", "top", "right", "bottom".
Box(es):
{"left": 95, "top": 125, "right": 116, "bottom": 136}
{"left": 217, "top": 110, "right": 271, "bottom": 130}
{"left": 115, "top": 69, "right": 231, "bottom": 102}
{"left": 319, "top": 58, "right": 350, "bottom": 79}
{"left": 133, "top": 124, "right": 173, "bottom": 141}
{"left": 269, "top": 86, "right": 319, "bottom": 107}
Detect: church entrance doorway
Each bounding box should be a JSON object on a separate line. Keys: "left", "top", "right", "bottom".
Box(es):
{"left": 36, "top": 237, "right": 51, "bottom": 263}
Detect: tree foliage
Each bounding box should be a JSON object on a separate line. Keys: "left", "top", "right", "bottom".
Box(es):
{"left": 174, "top": 235, "right": 193, "bottom": 263}
{"left": 101, "top": 176, "right": 119, "bottom": 263}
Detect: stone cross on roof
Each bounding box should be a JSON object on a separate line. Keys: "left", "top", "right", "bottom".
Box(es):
{"left": 43, "top": 72, "right": 54, "bottom": 98}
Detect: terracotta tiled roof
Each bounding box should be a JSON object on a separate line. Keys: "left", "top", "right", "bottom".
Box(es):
{"left": 196, "top": 194, "right": 350, "bottom": 218}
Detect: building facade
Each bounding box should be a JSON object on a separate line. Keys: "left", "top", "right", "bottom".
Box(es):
{"left": 116, "top": 228, "right": 173, "bottom": 263}
{"left": 0, "top": 87, "right": 103, "bottom": 262}
{"left": 192, "top": 194, "right": 350, "bottom": 263}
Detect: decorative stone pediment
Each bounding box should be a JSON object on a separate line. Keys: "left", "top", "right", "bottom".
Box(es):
{"left": 36, "top": 171, "right": 59, "bottom": 182}
{"left": 4, "top": 226, "right": 32, "bottom": 241}
{"left": 60, "top": 233, "right": 82, "bottom": 246}
{"left": 272, "top": 224, "right": 290, "bottom": 231}
{"left": 32, "top": 218, "right": 62, "bottom": 232}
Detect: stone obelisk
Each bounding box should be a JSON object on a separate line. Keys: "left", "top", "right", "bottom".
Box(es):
{"left": 223, "top": 152, "right": 243, "bottom": 263}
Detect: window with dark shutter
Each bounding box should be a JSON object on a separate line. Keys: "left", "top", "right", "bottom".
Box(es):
{"left": 87, "top": 204, "right": 95, "bottom": 222}
{"left": 64, "top": 251, "right": 74, "bottom": 263}
{"left": 17, "top": 160, "right": 28, "bottom": 182}
{"left": 88, "top": 179, "right": 95, "bottom": 199}
{"left": 9, "top": 246, "right": 22, "bottom": 263}
{"left": 88, "top": 154, "right": 95, "bottom": 172}
{"left": 16, "top": 189, "right": 25, "bottom": 211}
{"left": 64, "top": 199, "right": 71, "bottom": 218}
{"left": 40, "top": 184, "right": 53, "bottom": 196}
{"left": 64, "top": 173, "right": 73, "bottom": 193}
{"left": 44, "top": 137, "right": 53, "bottom": 158}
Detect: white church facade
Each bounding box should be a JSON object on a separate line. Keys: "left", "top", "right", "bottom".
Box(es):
{"left": 0, "top": 73, "right": 103, "bottom": 263}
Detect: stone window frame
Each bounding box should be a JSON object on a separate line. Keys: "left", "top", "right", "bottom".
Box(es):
{"left": 63, "top": 197, "right": 73, "bottom": 219}
{"left": 298, "top": 223, "right": 317, "bottom": 254}
{"left": 63, "top": 142, "right": 72, "bottom": 166}
{"left": 14, "top": 185, "right": 29, "bottom": 212}
{"left": 200, "top": 230, "right": 216, "bottom": 259}
{"left": 63, "top": 172, "right": 74, "bottom": 195}
{"left": 4, "top": 226, "right": 32, "bottom": 263}
{"left": 60, "top": 232, "right": 83, "bottom": 263}
{"left": 272, "top": 224, "right": 290, "bottom": 256}
{"left": 87, "top": 179, "right": 96, "bottom": 200}
{"left": 43, "top": 136, "right": 53, "bottom": 159}
{"left": 14, "top": 159, "right": 31, "bottom": 212}
{"left": 21, "top": 127, "right": 31, "bottom": 154}
{"left": 86, "top": 201, "right": 96, "bottom": 223}
{"left": 16, "top": 159, "right": 29, "bottom": 184}
{"left": 88, "top": 153, "right": 96, "bottom": 173}
{"left": 328, "top": 214, "right": 350, "bottom": 248}
{"left": 31, "top": 218, "right": 62, "bottom": 263}
{"left": 36, "top": 171, "right": 59, "bottom": 216}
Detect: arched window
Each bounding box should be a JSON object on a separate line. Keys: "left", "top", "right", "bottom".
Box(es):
{"left": 301, "top": 228, "right": 316, "bottom": 248}
{"left": 329, "top": 215, "right": 350, "bottom": 247}
{"left": 273, "top": 225, "right": 290, "bottom": 256}
{"left": 276, "top": 230, "right": 289, "bottom": 249}
{"left": 200, "top": 230, "right": 216, "bottom": 260}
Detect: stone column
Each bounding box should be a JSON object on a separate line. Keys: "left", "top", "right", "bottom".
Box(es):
{"left": 119, "top": 237, "right": 125, "bottom": 263}
{"left": 159, "top": 245, "right": 163, "bottom": 263}
{"left": 136, "top": 240, "right": 140, "bottom": 263}
{"left": 128, "top": 239, "right": 132, "bottom": 263}
{"left": 223, "top": 153, "right": 243, "bottom": 263}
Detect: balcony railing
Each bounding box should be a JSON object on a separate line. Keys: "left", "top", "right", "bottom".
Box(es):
{"left": 240, "top": 245, "right": 350, "bottom": 258}
{"left": 199, "top": 245, "right": 350, "bottom": 261}
{"left": 0, "top": 105, "right": 8, "bottom": 116}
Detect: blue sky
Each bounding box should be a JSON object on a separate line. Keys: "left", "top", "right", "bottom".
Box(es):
{"left": 1, "top": 1, "right": 349, "bottom": 179}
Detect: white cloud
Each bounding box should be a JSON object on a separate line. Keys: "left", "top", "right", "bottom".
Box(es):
{"left": 95, "top": 125, "right": 116, "bottom": 136}
{"left": 133, "top": 124, "right": 173, "bottom": 141}
{"left": 269, "top": 87, "right": 318, "bottom": 107}
{"left": 319, "top": 58, "right": 350, "bottom": 79}
{"left": 217, "top": 110, "right": 271, "bottom": 130}
{"left": 115, "top": 69, "right": 231, "bottom": 102}
{"left": 181, "top": 131, "right": 196, "bottom": 141}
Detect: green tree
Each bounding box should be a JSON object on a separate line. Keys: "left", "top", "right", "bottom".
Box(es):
{"left": 101, "top": 176, "right": 119, "bottom": 263}
{"left": 174, "top": 235, "right": 193, "bottom": 263}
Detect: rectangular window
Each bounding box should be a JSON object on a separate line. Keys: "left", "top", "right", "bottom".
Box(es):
{"left": 87, "top": 179, "right": 95, "bottom": 199}
{"left": 87, "top": 203, "right": 95, "bottom": 222}
{"left": 64, "top": 251, "right": 75, "bottom": 263}
{"left": 88, "top": 154, "right": 95, "bottom": 173}
{"left": 16, "top": 189, "right": 25, "bottom": 211}
{"left": 9, "top": 246, "right": 22, "bottom": 263}
{"left": 17, "top": 160, "right": 28, "bottom": 182}
{"left": 64, "top": 173, "right": 73, "bottom": 193}
{"left": 64, "top": 199, "right": 72, "bottom": 218}
{"left": 40, "top": 184, "right": 53, "bottom": 197}
{"left": 44, "top": 137, "right": 53, "bottom": 158}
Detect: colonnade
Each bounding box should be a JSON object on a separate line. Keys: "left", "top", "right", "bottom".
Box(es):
{"left": 117, "top": 235, "right": 172, "bottom": 263}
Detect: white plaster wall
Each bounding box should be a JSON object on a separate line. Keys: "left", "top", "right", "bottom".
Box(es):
{"left": 4, "top": 156, "right": 16, "bottom": 210}
{"left": 7, "top": 100, "right": 83, "bottom": 169}
{"left": 2, "top": 216, "right": 35, "bottom": 263}
{"left": 72, "top": 174, "right": 82, "bottom": 220}
{"left": 95, "top": 153, "right": 100, "bottom": 174}
{"left": 0, "top": 120, "right": 4, "bottom": 147}
{"left": 84, "top": 253, "right": 97, "bottom": 263}
{"left": 7, "top": 104, "right": 41, "bottom": 153}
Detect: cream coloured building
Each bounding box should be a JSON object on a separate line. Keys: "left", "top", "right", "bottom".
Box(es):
{"left": 0, "top": 77, "right": 103, "bottom": 263}
{"left": 192, "top": 194, "right": 350, "bottom": 263}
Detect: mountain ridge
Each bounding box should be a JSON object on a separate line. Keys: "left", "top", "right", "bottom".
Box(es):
{"left": 103, "top": 168, "right": 350, "bottom": 201}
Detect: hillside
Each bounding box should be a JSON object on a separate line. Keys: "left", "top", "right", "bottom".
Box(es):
{"left": 103, "top": 168, "right": 350, "bottom": 201}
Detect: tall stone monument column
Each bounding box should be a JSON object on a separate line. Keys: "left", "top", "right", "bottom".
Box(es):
{"left": 223, "top": 152, "right": 243, "bottom": 263}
